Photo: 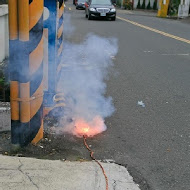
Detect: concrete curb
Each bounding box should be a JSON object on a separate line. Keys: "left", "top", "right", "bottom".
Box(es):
{"left": 0, "top": 5, "right": 8, "bottom": 17}
{"left": 0, "top": 5, "right": 9, "bottom": 62}
{"left": 0, "top": 155, "right": 141, "bottom": 190}
{"left": 0, "top": 102, "right": 10, "bottom": 132}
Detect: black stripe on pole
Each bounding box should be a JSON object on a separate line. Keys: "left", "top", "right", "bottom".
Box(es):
{"left": 58, "top": 14, "right": 64, "bottom": 28}
{"left": 29, "top": 15, "right": 43, "bottom": 53}
{"left": 30, "top": 63, "right": 43, "bottom": 96}
{"left": 58, "top": 34, "right": 63, "bottom": 46}
{"left": 11, "top": 120, "right": 20, "bottom": 145}
{"left": 59, "top": 0, "right": 63, "bottom": 8}
{"left": 18, "top": 42, "right": 30, "bottom": 83}
{"left": 11, "top": 105, "right": 43, "bottom": 147}
{"left": 9, "top": 40, "right": 20, "bottom": 81}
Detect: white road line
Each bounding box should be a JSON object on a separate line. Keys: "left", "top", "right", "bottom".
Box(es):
{"left": 161, "top": 53, "right": 189, "bottom": 56}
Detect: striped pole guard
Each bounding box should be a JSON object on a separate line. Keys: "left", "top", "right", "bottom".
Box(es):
{"left": 9, "top": 0, "right": 20, "bottom": 145}
{"left": 56, "top": 0, "right": 64, "bottom": 84}
{"left": 43, "top": 0, "right": 65, "bottom": 116}
{"left": 43, "top": 0, "right": 58, "bottom": 115}
{"left": 9, "top": 0, "right": 44, "bottom": 147}
{"left": 55, "top": 0, "right": 65, "bottom": 107}
{"left": 29, "top": 0, "right": 44, "bottom": 145}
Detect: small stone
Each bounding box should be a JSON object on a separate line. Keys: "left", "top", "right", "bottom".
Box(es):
{"left": 15, "top": 154, "right": 23, "bottom": 157}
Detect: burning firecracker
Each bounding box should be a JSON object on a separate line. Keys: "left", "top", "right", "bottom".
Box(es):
{"left": 73, "top": 116, "right": 107, "bottom": 137}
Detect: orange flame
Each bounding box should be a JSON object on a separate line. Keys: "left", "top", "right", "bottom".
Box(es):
{"left": 82, "top": 127, "right": 90, "bottom": 133}
{"left": 73, "top": 116, "right": 106, "bottom": 137}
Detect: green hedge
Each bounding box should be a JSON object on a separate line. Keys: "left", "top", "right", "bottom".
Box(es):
{"left": 0, "top": 0, "right": 8, "bottom": 5}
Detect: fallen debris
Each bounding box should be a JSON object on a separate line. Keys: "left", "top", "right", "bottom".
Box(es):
{"left": 137, "top": 101, "right": 145, "bottom": 108}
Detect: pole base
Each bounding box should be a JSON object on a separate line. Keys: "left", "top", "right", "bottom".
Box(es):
{"left": 11, "top": 144, "right": 21, "bottom": 152}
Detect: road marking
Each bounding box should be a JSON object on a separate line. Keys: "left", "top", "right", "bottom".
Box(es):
{"left": 161, "top": 53, "right": 189, "bottom": 56}
{"left": 117, "top": 16, "right": 190, "bottom": 44}
{"left": 125, "top": 10, "right": 133, "bottom": 14}
{"left": 117, "top": 10, "right": 133, "bottom": 14}
{"left": 144, "top": 50, "right": 153, "bottom": 53}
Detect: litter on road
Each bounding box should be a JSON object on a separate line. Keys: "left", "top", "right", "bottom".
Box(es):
{"left": 137, "top": 101, "right": 145, "bottom": 108}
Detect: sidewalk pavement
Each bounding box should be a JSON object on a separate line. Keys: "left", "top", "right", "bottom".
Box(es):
{"left": 117, "top": 8, "right": 190, "bottom": 22}
{"left": 0, "top": 155, "right": 140, "bottom": 190}
{"left": 117, "top": 9, "right": 157, "bottom": 17}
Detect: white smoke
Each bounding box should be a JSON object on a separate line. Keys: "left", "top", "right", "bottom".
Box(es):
{"left": 42, "top": 10, "right": 118, "bottom": 137}
{"left": 62, "top": 12, "right": 75, "bottom": 37}
{"left": 56, "top": 33, "right": 118, "bottom": 137}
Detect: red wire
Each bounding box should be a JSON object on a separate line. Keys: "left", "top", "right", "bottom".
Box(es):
{"left": 83, "top": 135, "right": 108, "bottom": 190}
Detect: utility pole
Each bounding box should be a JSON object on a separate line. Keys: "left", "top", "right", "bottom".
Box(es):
{"left": 157, "top": 0, "right": 170, "bottom": 17}
{"left": 43, "top": 0, "right": 65, "bottom": 116}
{"left": 121, "top": 0, "right": 124, "bottom": 8}
{"left": 9, "top": 0, "right": 65, "bottom": 148}
{"left": 9, "top": 0, "right": 44, "bottom": 147}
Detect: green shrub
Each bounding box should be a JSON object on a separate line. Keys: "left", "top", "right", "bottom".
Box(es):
{"left": 123, "top": 0, "right": 133, "bottom": 9}
{"left": 0, "top": 0, "right": 8, "bottom": 5}
{"left": 0, "top": 77, "right": 5, "bottom": 86}
{"left": 168, "top": 0, "right": 181, "bottom": 15}
{"left": 147, "top": 0, "right": 151, "bottom": 9}
{"left": 153, "top": 0, "right": 158, "bottom": 10}
{"left": 116, "top": 0, "right": 121, "bottom": 7}
{"left": 137, "top": 0, "right": 141, "bottom": 8}
{"left": 141, "top": 0, "right": 146, "bottom": 9}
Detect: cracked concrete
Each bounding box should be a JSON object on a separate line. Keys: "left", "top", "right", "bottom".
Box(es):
{"left": 0, "top": 155, "right": 141, "bottom": 190}
{"left": 18, "top": 159, "right": 39, "bottom": 190}
{"left": 112, "top": 179, "right": 117, "bottom": 190}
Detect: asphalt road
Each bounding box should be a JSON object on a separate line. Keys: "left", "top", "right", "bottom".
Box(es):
{"left": 64, "top": 2, "right": 190, "bottom": 190}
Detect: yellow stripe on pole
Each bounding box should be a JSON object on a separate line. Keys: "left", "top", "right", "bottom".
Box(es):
{"left": 10, "top": 81, "right": 19, "bottom": 121}
{"left": 117, "top": 16, "right": 190, "bottom": 44}
{"left": 8, "top": 0, "right": 18, "bottom": 40}
{"left": 30, "top": 81, "right": 43, "bottom": 119}
{"left": 59, "top": 4, "right": 64, "bottom": 18}
{"left": 29, "top": 0, "right": 44, "bottom": 30}
{"left": 57, "top": 63, "right": 62, "bottom": 74}
{"left": 43, "top": 107, "right": 53, "bottom": 117}
{"left": 31, "top": 122, "right": 43, "bottom": 145}
{"left": 57, "top": 23, "right": 64, "bottom": 39}
{"left": 20, "top": 82, "right": 30, "bottom": 123}
{"left": 18, "top": 0, "right": 29, "bottom": 41}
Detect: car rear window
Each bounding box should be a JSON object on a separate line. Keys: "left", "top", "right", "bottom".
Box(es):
{"left": 91, "top": 0, "right": 112, "bottom": 5}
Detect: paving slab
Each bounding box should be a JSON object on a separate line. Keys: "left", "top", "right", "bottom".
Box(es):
{"left": 0, "top": 155, "right": 140, "bottom": 190}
